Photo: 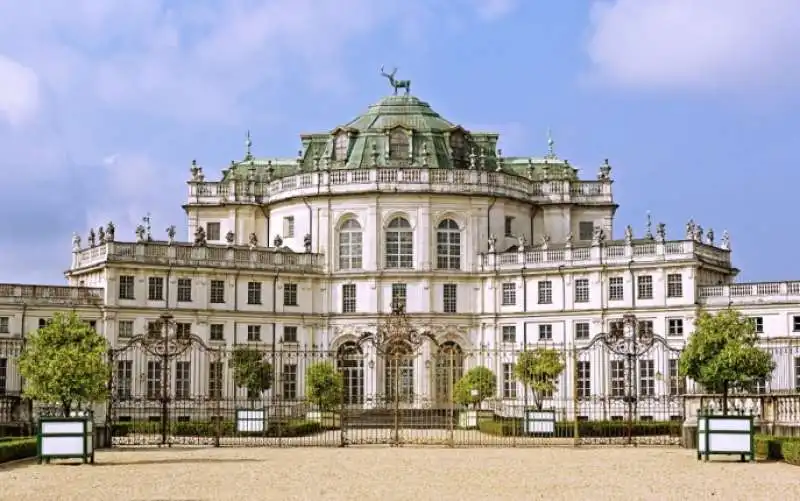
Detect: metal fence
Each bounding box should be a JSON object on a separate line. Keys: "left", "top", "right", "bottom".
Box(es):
{"left": 2, "top": 335, "right": 800, "bottom": 447}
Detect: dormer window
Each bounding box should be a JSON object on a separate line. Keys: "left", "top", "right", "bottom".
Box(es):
{"left": 389, "top": 129, "right": 409, "bottom": 160}
{"left": 449, "top": 132, "right": 466, "bottom": 159}
{"left": 334, "top": 133, "right": 349, "bottom": 161}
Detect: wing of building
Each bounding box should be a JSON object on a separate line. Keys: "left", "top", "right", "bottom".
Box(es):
{"left": 1, "top": 88, "right": 798, "bottom": 426}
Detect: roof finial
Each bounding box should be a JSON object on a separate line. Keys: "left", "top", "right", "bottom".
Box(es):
{"left": 245, "top": 130, "right": 253, "bottom": 160}
{"left": 546, "top": 128, "right": 556, "bottom": 159}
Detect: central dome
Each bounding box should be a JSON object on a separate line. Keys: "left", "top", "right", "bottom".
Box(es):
{"left": 341, "top": 95, "right": 456, "bottom": 132}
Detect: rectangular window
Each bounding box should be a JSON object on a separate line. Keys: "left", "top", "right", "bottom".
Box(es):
{"left": 391, "top": 283, "right": 407, "bottom": 310}
{"left": 578, "top": 222, "right": 594, "bottom": 241}
{"left": 147, "top": 361, "right": 162, "bottom": 400}
{"left": 502, "top": 363, "right": 516, "bottom": 399}
{"left": 118, "top": 320, "right": 134, "bottom": 338}
{"left": 210, "top": 280, "right": 225, "bottom": 304}
{"left": 750, "top": 316, "right": 764, "bottom": 334}
{"left": 283, "top": 326, "right": 298, "bottom": 343}
{"left": 147, "top": 277, "right": 164, "bottom": 301}
{"left": 794, "top": 315, "right": 800, "bottom": 332}
{"left": 39, "top": 318, "right": 48, "bottom": 329}
{"left": 668, "top": 319, "right": 684, "bottom": 337}
{"left": 119, "top": 275, "right": 135, "bottom": 300}
{"left": 177, "top": 278, "right": 192, "bottom": 302}
{"left": 575, "top": 322, "right": 590, "bottom": 340}
{"left": 610, "top": 360, "right": 625, "bottom": 397}
{"left": 147, "top": 320, "right": 161, "bottom": 337}
{"left": 247, "top": 325, "right": 261, "bottom": 342}
{"left": 502, "top": 325, "right": 516, "bottom": 343}
{"left": 504, "top": 216, "right": 514, "bottom": 237}
{"left": 209, "top": 362, "right": 223, "bottom": 399}
{"left": 754, "top": 378, "right": 767, "bottom": 394}
{"left": 0, "top": 358, "right": 5, "bottom": 393}
{"left": 176, "top": 322, "right": 191, "bottom": 339}
{"left": 538, "top": 324, "right": 553, "bottom": 341}
{"left": 283, "top": 283, "right": 298, "bottom": 306}
{"left": 283, "top": 217, "right": 295, "bottom": 239}
{"left": 610, "top": 320, "right": 624, "bottom": 336}
{"left": 577, "top": 361, "right": 591, "bottom": 399}
{"left": 206, "top": 222, "right": 221, "bottom": 241}
{"left": 247, "top": 281, "right": 262, "bottom": 305}
{"left": 668, "top": 359, "right": 685, "bottom": 396}
{"left": 342, "top": 284, "right": 357, "bottom": 313}
{"left": 443, "top": 283, "right": 457, "bottom": 313}
{"left": 666, "top": 273, "right": 683, "bottom": 298}
{"left": 537, "top": 280, "right": 553, "bottom": 305}
{"left": 0, "top": 317, "right": 9, "bottom": 334}
{"left": 637, "top": 275, "right": 653, "bottom": 300}
{"left": 639, "top": 359, "right": 655, "bottom": 397}
{"left": 501, "top": 283, "right": 516, "bottom": 306}
{"left": 282, "top": 364, "right": 298, "bottom": 399}
{"left": 209, "top": 324, "right": 224, "bottom": 341}
{"left": 637, "top": 320, "right": 654, "bottom": 337}
{"left": 175, "top": 361, "right": 191, "bottom": 400}
{"left": 115, "top": 360, "right": 132, "bottom": 400}
{"left": 608, "top": 277, "right": 624, "bottom": 301}
{"left": 795, "top": 357, "right": 800, "bottom": 391}
{"left": 574, "top": 278, "right": 589, "bottom": 303}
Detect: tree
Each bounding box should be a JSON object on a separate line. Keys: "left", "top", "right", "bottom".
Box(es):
{"left": 305, "top": 362, "right": 344, "bottom": 411}
{"left": 18, "top": 312, "right": 110, "bottom": 417}
{"left": 679, "top": 309, "right": 776, "bottom": 414}
{"left": 514, "top": 348, "right": 565, "bottom": 410}
{"left": 230, "top": 346, "right": 272, "bottom": 403}
{"left": 454, "top": 366, "right": 496, "bottom": 408}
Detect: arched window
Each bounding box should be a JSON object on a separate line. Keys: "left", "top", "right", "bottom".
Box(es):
{"left": 389, "top": 129, "right": 409, "bottom": 160}
{"left": 436, "top": 219, "right": 461, "bottom": 270}
{"left": 449, "top": 132, "right": 466, "bottom": 160}
{"left": 334, "top": 133, "right": 349, "bottom": 161}
{"left": 338, "top": 219, "right": 363, "bottom": 270}
{"left": 435, "top": 341, "right": 464, "bottom": 405}
{"left": 385, "top": 217, "right": 413, "bottom": 269}
{"left": 337, "top": 342, "right": 364, "bottom": 405}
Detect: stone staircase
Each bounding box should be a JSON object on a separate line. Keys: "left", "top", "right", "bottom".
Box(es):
{"left": 344, "top": 408, "right": 456, "bottom": 429}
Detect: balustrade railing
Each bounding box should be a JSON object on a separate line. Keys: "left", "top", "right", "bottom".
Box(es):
{"left": 0, "top": 284, "right": 103, "bottom": 303}
{"left": 699, "top": 281, "right": 800, "bottom": 303}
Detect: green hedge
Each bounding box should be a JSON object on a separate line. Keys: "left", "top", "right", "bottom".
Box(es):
{"left": 479, "top": 419, "right": 681, "bottom": 438}
{"left": 112, "top": 419, "right": 325, "bottom": 438}
{"left": 755, "top": 435, "right": 800, "bottom": 466}
{"left": 0, "top": 438, "right": 36, "bottom": 464}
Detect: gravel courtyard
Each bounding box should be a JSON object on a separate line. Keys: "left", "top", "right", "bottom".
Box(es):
{"left": 1, "top": 447, "right": 798, "bottom": 501}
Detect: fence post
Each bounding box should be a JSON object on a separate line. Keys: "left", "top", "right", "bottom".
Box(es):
{"left": 572, "top": 347, "right": 579, "bottom": 446}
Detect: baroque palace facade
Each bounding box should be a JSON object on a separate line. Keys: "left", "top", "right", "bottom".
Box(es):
{"left": 1, "top": 85, "right": 799, "bottom": 422}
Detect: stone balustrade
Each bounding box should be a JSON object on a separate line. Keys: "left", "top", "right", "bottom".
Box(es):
{"left": 187, "top": 168, "right": 613, "bottom": 206}
{"left": 70, "top": 241, "right": 325, "bottom": 273}
{"left": 699, "top": 281, "right": 800, "bottom": 305}
{"left": 0, "top": 284, "right": 104, "bottom": 304}
{"left": 482, "top": 239, "right": 730, "bottom": 270}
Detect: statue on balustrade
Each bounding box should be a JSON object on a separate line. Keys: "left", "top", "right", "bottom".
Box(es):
{"left": 685, "top": 219, "right": 696, "bottom": 240}
{"left": 721, "top": 230, "right": 730, "bottom": 250}
{"left": 656, "top": 223, "right": 666, "bottom": 243}
{"left": 249, "top": 233, "right": 258, "bottom": 249}
{"left": 624, "top": 225, "right": 633, "bottom": 245}
{"left": 135, "top": 225, "right": 146, "bottom": 243}
{"left": 97, "top": 226, "right": 106, "bottom": 244}
{"left": 193, "top": 226, "right": 205, "bottom": 246}
{"left": 225, "top": 230, "right": 235, "bottom": 246}
{"left": 695, "top": 225, "right": 704, "bottom": 242}
{"left": 591, "top": 225, "right": 604, "bottom": 245}
{"left": 106, "top": 221, "right": 115, "bottom": 242}
{"left": 304, "top": 233, "right": 312, "bottom": 253}
{"left": 706, "top": 228, "right": 715, "bottom": 246}
{"left": 273, "top": 235, "right": 283, "bottom": 248}
{"left": 516, "top": 234, "right": 526, "bottom": 251}
{"left": 540, "top": 234, "right": 550, "bottom": 250}
{"left": 488, "top": 235, "right": 497, "bottom": 253}
{"left": 87, "top": 228, "right": 96, "bottom": 247}
{"left": 167, "top": 225, "right": 177, "bottom": 244}
{"left": 565, "top": 232, "right": 573, "bottom": 248}
{"left": 72, "top": 233, "right": 81, "bottom": 251}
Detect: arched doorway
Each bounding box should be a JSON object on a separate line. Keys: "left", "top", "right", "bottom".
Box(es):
{"left": 384, "top": 342, "right": 414, "bottom": 405}
{"left": 434, "top": 341, "right": 463, "bottom": 406}
{"left": 337, "top": 342, "right": 364, "bottom": 406}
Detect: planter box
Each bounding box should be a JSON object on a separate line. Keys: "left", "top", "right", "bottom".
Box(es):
{"left": 458, "top": 410, "right": 494, "bottom": 429}
{"left": 525, "top": 409, "right": 556, "bottom": 435}
{"left": 38, "top": 416, "right": 95, "bottom": 464}
{"left": 305, "top": 411, "right": 341, "bottom": 428}
{"left": 697, "top": 413, "right": 755, "bottom": 462}
{"left": 235, "top": 409, "right": 267, "bottom": 433}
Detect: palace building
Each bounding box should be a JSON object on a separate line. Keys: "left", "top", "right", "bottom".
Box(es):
{"left": 1, "top": 83, "right": 799, "bottom": 426}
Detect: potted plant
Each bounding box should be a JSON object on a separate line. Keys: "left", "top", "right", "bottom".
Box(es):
{"left": 514, "top": 348, "right": 565, "bottom": 435}
{"left": 454, "top": 366, "right": 497, "bottom": 429}
{"left": 680, "top": 309, "right": 775, "bottom": 461}
{"left": 305, "top": 361, "right": 344, "bottom": 429}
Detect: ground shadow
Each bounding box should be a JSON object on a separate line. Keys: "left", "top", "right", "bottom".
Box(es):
{"left": 90, "top": 457, "right": 263, "bottom": 467}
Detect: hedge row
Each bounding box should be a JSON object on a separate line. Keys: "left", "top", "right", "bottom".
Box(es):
{"left": 112, "top": 419, "right": 326, "bottom": 438}
{"left": 754, "top": 435, "right": 800, "bottom": 466}
{"left": 479, "top": 419, "right": 682, "bottom": 437}
{"left": 0, "top": 438, "right": 36, "bottom": 464}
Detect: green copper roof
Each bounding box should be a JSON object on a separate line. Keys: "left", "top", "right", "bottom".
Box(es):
{"left": 220, "top": 92, "right": 580, "bottom": 182}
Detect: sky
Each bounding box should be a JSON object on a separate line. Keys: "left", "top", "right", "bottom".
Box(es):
{"left": 1, "top": 0, "right": 799, "bottom": 284}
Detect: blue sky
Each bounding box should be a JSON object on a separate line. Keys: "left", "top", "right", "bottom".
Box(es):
{"left": 1, "top": 0, "right": 799, "bottom": 284}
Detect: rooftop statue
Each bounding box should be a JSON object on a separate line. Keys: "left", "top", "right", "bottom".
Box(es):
{"left": 380, "top": 66, "right": 411, "bottom": 96}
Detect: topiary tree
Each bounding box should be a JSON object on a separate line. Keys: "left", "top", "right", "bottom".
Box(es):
{"left": 230, "top": 346, "right": 272, "bottom": 404}
{"left": 680, "top": 309, "right": 776, "bottom": 415}
{"left": 18, "top": 312, "right": 110, "bottom": 417}
{"left": 454, "top": 366, "right": 497, "bottom": 409}
{"left": 514, "top": 348, "right": 565, "bottom": 410}
{"left": 305, "top": 362, "right": 344, "bottom": 412}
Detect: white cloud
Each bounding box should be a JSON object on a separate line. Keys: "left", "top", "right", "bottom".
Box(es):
{"left": 0, "top": 55, "right": 40, "bottom": 127}
{"left": 474, "top": 0, "right": 517, "bottom": 21}
{"left": 585, "top": 0, "right": 800, "bottom": 92}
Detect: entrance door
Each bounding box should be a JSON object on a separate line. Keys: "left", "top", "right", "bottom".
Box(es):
{"left": 385, "top": 352, "right": 414, "bottom": 405}
{"left": 434, "top": 342, "right": 463, "bottom": 406}
{"left": 337, "top": 342, "right": 364, "bottom": 405}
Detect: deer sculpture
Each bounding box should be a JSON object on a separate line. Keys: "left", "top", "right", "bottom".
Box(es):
{"left": 380, "top": 66, "right": 411, "bottom": 96}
